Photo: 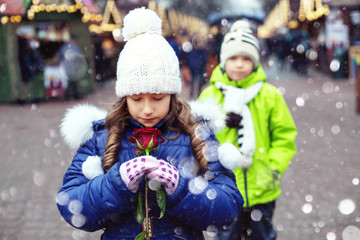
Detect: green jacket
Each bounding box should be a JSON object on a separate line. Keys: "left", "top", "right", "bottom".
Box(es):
{"left": 199, "top": 65, "right": 297, "bottom": 207}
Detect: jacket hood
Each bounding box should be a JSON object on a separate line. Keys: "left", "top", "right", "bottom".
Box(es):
{"left": 209, "top": 64, "right": 266, "bottom": 89}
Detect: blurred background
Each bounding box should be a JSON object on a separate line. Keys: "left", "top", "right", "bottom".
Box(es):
{"left": 0, "top": 0, "right": 359, "bottom": 102}
{"left": 0, "top": 0, "right": 359, "bottom": 240}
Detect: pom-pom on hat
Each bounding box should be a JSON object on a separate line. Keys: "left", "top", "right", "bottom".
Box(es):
{"left": 220, "top": 20, "right": 260, "bottom": 69}
{"left": 116, "top": 7, "right": 181, "bottom": 98}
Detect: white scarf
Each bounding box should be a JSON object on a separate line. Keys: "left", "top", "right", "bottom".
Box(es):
{"left": 215, "top": 81, "right": 263, "bottom": 168}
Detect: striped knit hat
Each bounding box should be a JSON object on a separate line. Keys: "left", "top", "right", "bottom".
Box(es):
{"left": 220, "top": 20, "right": 260, "bottom": 69}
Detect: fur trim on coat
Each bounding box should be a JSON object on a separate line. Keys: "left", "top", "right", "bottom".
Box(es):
{"left": 59, "top": 104, "right": 107, "bottom": 149}
{"left": 189, "top": 99, "right": 225, "bottom": 134}
{"left": 82, "top": 155, "right": 104, "bottom": 180}
{"left": 217, "top": 143, "right": 241, "bottom": 170}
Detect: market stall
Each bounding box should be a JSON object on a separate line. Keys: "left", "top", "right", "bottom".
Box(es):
{"left": 0, "top": 0, "right": 98, "bottom": 102}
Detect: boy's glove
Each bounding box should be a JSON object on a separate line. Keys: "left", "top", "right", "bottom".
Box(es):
{"left": 147, "top": 160, "right": 179, "bottom": 195}
{"left": 119, "top": 156, "right": 159, "bottom": 193}
{"left": 225, "top": 113, "right": 243, "bottom": 128}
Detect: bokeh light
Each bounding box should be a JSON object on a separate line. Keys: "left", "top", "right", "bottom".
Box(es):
{"left": 338, "top": 199, "right": 356, "bottom": 215}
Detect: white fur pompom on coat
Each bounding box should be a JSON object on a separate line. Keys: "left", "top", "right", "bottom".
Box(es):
{"left": 82, "top": 155, "right": 104, "bottom": 180}
{"left": 218, "top": 143, "right": 253, "bottom": 170}
{"left": 189, "top": 100, "right": 244, "bottom": 170}
{"left": 189, "top": 99, "right": 225, "bottom": 134}
{"left": 59, "top": 104, "right": 107, "bottom": 149}
{"left": 218, "top": 143, "right": 242, "bottom": 170}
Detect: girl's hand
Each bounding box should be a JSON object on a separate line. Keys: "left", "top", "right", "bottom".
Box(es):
{"left": 119, "top": 156, "right": 159, "bottom": 193}
{"left": 147, "top": 160, "right": 179, "bottom": 195}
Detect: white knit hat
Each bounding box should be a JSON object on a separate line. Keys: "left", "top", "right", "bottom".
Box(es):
{"left": 116, "top": 7, "right": 181, "bottom": 98}
{"left": 220, "top": 20, "right": 260, "bottom": 69}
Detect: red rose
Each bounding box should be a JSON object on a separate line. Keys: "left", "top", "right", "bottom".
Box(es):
{"left": 128, "top": 128, "right": 167, "bottom": 236}
{"left": 128, "top": 128, "right": 165, "bottom": 155}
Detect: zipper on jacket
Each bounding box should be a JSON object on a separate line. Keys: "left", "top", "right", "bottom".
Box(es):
{"left": 243, "top": 169, "right": 250, "bottom": 207}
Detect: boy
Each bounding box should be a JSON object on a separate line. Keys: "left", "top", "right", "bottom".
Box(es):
{"left": 197, "top": 20, "right": 297, "bottom": 240}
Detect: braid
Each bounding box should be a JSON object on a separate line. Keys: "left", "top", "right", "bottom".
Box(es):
{"left": 102, "top": 98, "right": 130, "bottom": 172}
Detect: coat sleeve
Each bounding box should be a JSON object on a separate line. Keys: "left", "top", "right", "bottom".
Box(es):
{"left": 56, "top": 132, "right": 137, "bottom": 232}
{"left": 268, "top": 90, "right": 297, "bottom": 176}
{"left": 165, "top": 132, "right": 244, "bottom": 230}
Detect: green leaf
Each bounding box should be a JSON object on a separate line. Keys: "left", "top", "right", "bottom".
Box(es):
{"left": 136, "top": 193, "right": 144, "bottom": 224}
{"left": 134, "top": 231, "right": 145, "bottom": 240}
{"left": 134, "top": 138, "right": 145, "bottom": 150}
{"left": 147, "top": 134, "right": 154, "bottom": 149}
{"left": 156, "top": 188, "right": 166, "bottom": 219}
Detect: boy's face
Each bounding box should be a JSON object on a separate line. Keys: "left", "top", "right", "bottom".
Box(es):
{"left": 224, "top": 55, "right": 254, "bottom": 81}
{"left": 126, "top": 93, "right": 171, "bottom": 128}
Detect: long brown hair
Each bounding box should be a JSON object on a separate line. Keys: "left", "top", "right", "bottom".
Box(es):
{"left": 102, "top": 95, "right": 208, "bottom": 173}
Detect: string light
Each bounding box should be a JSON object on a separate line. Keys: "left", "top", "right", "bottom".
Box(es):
{"left": 157, "top": 6, "right": 171, "bottom": 36}
{"left": 258, "top": 0, "right": 290, "bottom": 38}
{"left": 168, "top": 8, "right": 179, "bottom": 33}
{"left": 298, "top": 0, "right": 330, "bottom": 22}
{"left": 91, "top": 0, "right": 123, "bottom": 34}
{"left": 147, "top": 0, "right": 209, "bottom": 37}
{"left": 258, "top": 0, "right": 329, "bottom": 38}
{"left": 22, "top": 0, "right": 100, "bottom": 23}
{"left": 1, "top": 16, "right": 9, "bottom": 24}
{"left": 3, "top": 0, "right": 209, "bottom": 37}
{"left": 148, "top": 0, "right": 156, "bottom": 12}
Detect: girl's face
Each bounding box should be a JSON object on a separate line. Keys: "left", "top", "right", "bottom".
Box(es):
{"left": 126, "top": 93, "right": 171, "bottom": 128}
{"left": 224, "top": 55, "right": 254, "bottom": 81}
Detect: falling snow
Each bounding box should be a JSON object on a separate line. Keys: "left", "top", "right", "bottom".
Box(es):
{"left": 1, "top": 21, "right": 359, "bottom": 240}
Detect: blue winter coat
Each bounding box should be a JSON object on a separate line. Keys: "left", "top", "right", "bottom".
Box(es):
{"left": 57, "top": 116, "right": 243, "bottom": 240}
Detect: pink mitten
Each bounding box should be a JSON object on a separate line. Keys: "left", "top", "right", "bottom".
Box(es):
{"left": 119, "top": 156, "right": 159, "bottom": 193}
{"left": 147, "top": 160, "right": 179, "bottom": 195}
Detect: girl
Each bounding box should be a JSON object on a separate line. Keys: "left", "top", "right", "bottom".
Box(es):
{"left": 57, "top": 8, "right": 243, "bottom": 240}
